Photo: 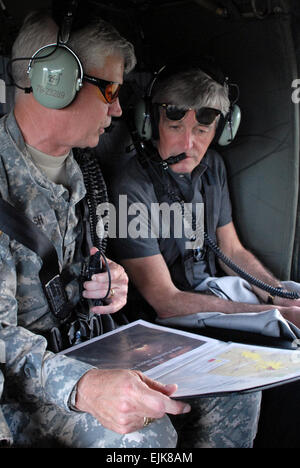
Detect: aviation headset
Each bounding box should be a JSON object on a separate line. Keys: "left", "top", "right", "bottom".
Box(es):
{"left": 9, "top": 1, "right": 85, "bottom": 109}
{"left": 26, "top": 43, "right": 84, "bottom": 109}
{"left": 134, "top": 58, "right": 241, "bottom": 146}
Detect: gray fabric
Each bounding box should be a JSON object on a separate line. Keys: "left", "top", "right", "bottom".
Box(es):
{"left": 157, "top": 309, "right": 300, "bottom": 341}
{"left": 196, "top": 275, "right": 261, "bottom": 303}
{"left": 157, "top": 277, "right": 300, "bottom": 341}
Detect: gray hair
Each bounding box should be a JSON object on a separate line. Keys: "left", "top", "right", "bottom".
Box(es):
{"left": 152, "top": 68, "right": 230, "bottom": 116}
{"left": 11, "top": 10, "right": 136, "bottom": 89}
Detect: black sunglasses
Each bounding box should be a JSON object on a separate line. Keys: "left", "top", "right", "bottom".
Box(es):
{"left": 83, "top": 74, "right": 121, "bottom": 103}
{"left": 159, "top": 104, "right": 221, "bottom": 125}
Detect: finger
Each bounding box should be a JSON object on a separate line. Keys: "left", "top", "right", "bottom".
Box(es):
{"left": 83, "top": 278, "right": 110, "bottom": 292}
{"left": 91, "top": 296, "right": 127, "bottom": 314}
{"left": 131, "top": 372, "right": 191, "bottom": 417}
{"left": 90, "top": 246, "right": 99, "bottom": 256}
{"left": 83, "top": 288, "right": 109, "bottom": 299}
{"left": 137, "top": 387, "right": 190, "bottom": 417}
{"left": 93, "top": 262, "right": 128, "bottom": 284}
{"left": 89, "top": 250, "right": 127, "bottom": 282}
{"left": 157, "top": 383, "right": 179, "bottom": 396}
{"left": 84, "top": 270, "right": 128, "bottom": 293}
{"left": 82, "top": 283, "right": 110, "bottom": 298}
{"left": 140, "top": 375, "right": 178, "bottom": 396}
{"left": 83, "top": 283, "right": 127, "bottom": 300}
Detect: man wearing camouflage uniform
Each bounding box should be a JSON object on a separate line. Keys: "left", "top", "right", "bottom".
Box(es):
{"left": 0, "top": 11, "right": 189, "bottom": 448}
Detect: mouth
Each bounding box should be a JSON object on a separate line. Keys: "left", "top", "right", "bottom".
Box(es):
{"left": 99, "top": 123, "right": 111, "bottom": 134}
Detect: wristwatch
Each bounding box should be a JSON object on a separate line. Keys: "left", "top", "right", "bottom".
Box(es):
{"left": 267, "top": 294, "right": 275, "bottom": 305}
{"left": 267, "top": 285, "right": 284, "bottom": 305}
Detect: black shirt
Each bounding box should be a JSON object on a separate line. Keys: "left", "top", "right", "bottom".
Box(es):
{"left": 109, "top": 149, "right": 232, "bottom": 290}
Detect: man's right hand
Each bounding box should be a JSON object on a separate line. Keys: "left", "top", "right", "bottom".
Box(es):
{"left": 277, "top": 305, "right": 300, "bottom": 329}
{"left": 75, "top": 368, "right": 191, "bottom": 434}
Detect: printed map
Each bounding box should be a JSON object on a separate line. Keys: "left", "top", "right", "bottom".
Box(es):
{"left": 209, "top": 347, "right": 300, "bottom": 378}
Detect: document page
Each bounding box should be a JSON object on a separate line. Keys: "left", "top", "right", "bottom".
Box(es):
{"left": 146, "top": 341, "right": 300, "bottom": 397}
{"left": 63, "top": 320, "right": 214, "bottom": 372}
{"left": 63, "top": 320, "right": 300, "bottom": 397}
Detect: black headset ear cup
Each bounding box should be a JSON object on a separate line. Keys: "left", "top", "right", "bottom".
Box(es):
{"left": 27, "top": 44, "right": 83, "bottom": 109}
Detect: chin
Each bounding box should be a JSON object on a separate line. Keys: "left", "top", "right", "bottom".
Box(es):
{"left": 78, "top": 135, "right": 101, "bottom": 149}
{"left": 172, "top": 160, "right": 197, "bottom": 174}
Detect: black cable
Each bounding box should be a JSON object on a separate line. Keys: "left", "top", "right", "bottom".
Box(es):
{"left": 79, "top": 150, "right": 109, "bottom": 253}
{"left": 203, "top": 233, "right": 299, "bottom": 300}
{"left": 75, "top": 148, "right": 111, "bottom": 303}
{"left": 7, "top": 1, "right": 79, "bottom": 91}
{"left": 6, "top": 32, "right": 61, "bottom": 92}
{"left": 87, "top": 249, "right": 111, "bottom": 303}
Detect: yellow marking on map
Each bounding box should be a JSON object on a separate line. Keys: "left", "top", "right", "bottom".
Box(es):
{"left": 209, "top": 347, "right": 298, "bottom": 378}
{"left": 241, "top": 350, "right": 283, "bottom": 371}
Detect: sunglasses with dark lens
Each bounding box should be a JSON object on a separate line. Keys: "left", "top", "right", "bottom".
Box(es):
{"left": 83, "top": 74, "right": 121, "bottom": 103}
{"left": 159, "top": 104, "right": 221, "bottom": 125}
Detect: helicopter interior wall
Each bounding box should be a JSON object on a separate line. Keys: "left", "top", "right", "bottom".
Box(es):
{"left": 98, "top": 3, "right": 300, "bottom": 282}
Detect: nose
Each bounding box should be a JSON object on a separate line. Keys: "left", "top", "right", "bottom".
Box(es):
{"left": 182, "top": 129, "right": 194, "bottom": 151}
{"left": 108, "top": 98, "right": 122, "bottom": 117}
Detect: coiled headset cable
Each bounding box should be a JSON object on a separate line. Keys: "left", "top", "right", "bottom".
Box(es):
{"left": 75, "top": 148, "right": 111, "bottom": 303}
{"left": 203, "top": 233, "right": 299, "bottom": 299}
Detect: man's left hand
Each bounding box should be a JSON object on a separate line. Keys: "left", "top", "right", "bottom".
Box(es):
{"left": 82, "top": 247, "right": 128, "bottom": 314}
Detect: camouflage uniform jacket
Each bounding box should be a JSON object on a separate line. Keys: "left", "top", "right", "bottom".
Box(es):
{"left": 0, "top": 112, "right": 94, "bottom": 412}
{"left": 0, "top": 339, "right": 12, "bottom": 444}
